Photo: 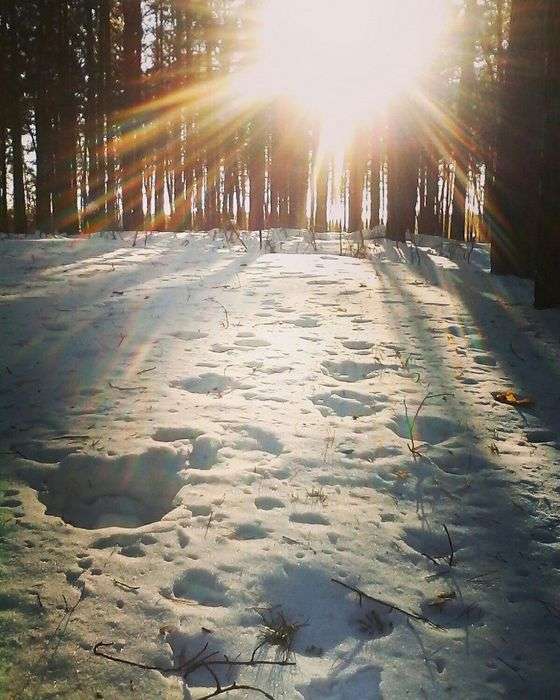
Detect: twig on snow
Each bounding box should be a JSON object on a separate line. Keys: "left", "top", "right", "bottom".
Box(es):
{"left": 443, "top": 524, "right": 455, "bottom": 567}
{"left": 93, "top": 638, "right": 293, "bottom": 699}
{"left": 331, "top": 578, "right": 444, "bottom": 630}
{"left": 136, "top": 366, "right": 156, "bottom": 376}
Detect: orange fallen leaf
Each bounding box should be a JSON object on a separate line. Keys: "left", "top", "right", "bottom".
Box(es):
{"left": 491, "top": 391, "right": 534, "bottom": 407}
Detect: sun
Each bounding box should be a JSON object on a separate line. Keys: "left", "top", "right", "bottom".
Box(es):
{"left": 235, "top": 0, "right": 448, "bottom": 151}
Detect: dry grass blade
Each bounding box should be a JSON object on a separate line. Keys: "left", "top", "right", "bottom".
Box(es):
{"left": 252, "top": 607, "right": 306, "bottom": 662}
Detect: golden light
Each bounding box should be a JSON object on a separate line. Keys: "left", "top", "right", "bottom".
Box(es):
{"left": 236, "top": 0, "right": 449, "bottom": 150}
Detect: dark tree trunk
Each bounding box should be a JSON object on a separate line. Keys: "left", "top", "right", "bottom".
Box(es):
{"left": 315, "top": 159, "right": 329, "bottom": 232}
{"left": 83, "top": 0, "right": 103, "bottom": 233}
{"left": 99, "top": 0, "right": 117, "bottom": 229}
{"left": 6, "top": 5, "right": 27, "bottom": 234}
{"left": 54, "top": 2, "right": 79, "bottom": 234}
{"left": 386, "top": 108, "right": 418, "bottom": 242}
{"left": 0, "top": 13, "right": 9, "bottom": 231}
{"left": 121, "top": 0, "right": 144, "bottom": 230}
{"left": 489, "top": 0, "right": 545, "bottom": 276}
{"left": 450, "top": 0, "right": 477, "bottom": 241}
{"left": 534, "top": 0, "right": 560, "bottom": 308}
{"left": 418, "top": 148, "right": 439, "bottom": 235}
{"left": 347, "top": 129, "right": 367, "bottom": 233}
{"left": 369, "top": 133, "right": 380, "bottom": 229}
{"left": 248, "top": 115, "right": 265, "bottom": 231}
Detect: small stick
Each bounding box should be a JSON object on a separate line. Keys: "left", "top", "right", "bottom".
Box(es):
{"left": 198, "top": 683, "right": 274, "bottom": 700}
{"left": 136, "top": 367, "right": 156, "bottom": 376}
{"left": 113, "top": 579, "right": 140, "bottom": 591}
{"left": 331, "top": 578, "right": 444, "bottom": 629}
{"left": 443, "top": 524, "right": 455, "bottom": 567}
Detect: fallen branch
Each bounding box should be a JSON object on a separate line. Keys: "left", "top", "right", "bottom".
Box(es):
{"left": 331, "top": 578, "right": 444, "bottom": 630}
{"left": 93, "top": 639, "right": 294, "bottom": 698}
{"left": 198, "top": 681, "right": 273, "bottom": 700}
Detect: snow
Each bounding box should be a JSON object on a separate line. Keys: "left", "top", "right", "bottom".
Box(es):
{"left": 1, "top": 228, "right": 559, "bottom": 698}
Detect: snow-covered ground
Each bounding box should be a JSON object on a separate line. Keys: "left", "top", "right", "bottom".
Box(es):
{"left": 1, "top": 229, "right": 559, "bottom": 699}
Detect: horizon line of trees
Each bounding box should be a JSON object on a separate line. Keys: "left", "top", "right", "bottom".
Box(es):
{"left": 0, "top": 1, "right": 558, "bottom": 307}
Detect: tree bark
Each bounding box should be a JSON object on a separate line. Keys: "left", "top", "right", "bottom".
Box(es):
{"left": 489, "top": 0, "right": 545, "bottom": 276}
{"left": 534, "top": 0, "right": 560, "bottom": 307}
{"left": 121, "top": 0, "right": 144, "bottom": 230}
{"left": 386, "top": 107, "right": 418, "bottom": 241}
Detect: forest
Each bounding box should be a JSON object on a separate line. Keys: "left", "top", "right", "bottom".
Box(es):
{"left": 0, "top": 0, "right": 558, "bottom": 305}
{"left": 1, "top": 2, "right": 560, "bottom": 699}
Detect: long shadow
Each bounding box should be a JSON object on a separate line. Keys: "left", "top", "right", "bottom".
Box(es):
{"left": 0, "top": 234, "right": 261, "bottom": 458}
{"left": 372, "top": 244, "right": 560, "bottom": 696}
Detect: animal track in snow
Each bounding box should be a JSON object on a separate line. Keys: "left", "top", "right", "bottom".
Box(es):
{"left": 254, "top": 496, "right": 286, "bottom": 510}
{"left": 172, "top": 372, "right": 251, "bottom": 395}
{"left": 228, "top": 424, "right": 284, "bottom": 456}
{"left": 38, "top": 447, "right": 184, "bottom": 529}
{"left": 234, "top": 337, "right": 271, "bottom": 348}
{"left": 290, "top": 316, "right": 321, "bottom": 328}
{"left": 321, "top": 360, "right": 384, "bottom": 383}
{"left": 10, "top": 441, "right": 78, "bottom": 464}
{"left": 311, "top": 389, "right": 386, "bottom": 418}
{"left": 170, "top": 330, "right": 208, "bottom": 342}
{"left": 153, "top": 426, "right": 203, "bottom": 443}
{"left": 172, "top": 567, "right": 230, "bottom": 607}
{"left": 341, "top": 340, "right": 374, "bottom": 350}
{"left": 388, "top": 414, "right": 459, "bottom": 445}
{"left": 290, "top": 511, "right": 330, "bottom": 525}
{"left": 230, "top": 521, "right": 269, "bottom": 539}
{"left": 189, "top": 435, "right": 222, "bottom": 469}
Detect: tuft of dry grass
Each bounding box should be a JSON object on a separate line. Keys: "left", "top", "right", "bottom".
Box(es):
{"left": 252, "top": 607, "right": 306, "bottom": 662}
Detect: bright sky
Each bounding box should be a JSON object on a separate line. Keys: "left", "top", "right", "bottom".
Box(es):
{"left": 235, "top": 0, "right": 449, "bottom": 151}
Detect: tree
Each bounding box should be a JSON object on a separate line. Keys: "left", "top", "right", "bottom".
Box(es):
{"left": 450, "top": 0, "right": 478, "bottom": 241}
{"left": 5, "top": 3, "right": 27, "bottom": 234}
{"left": 488, "top": 0, "right": 545, "bottom": 276}
{"left": 121, "top": 0, "right": 144, "bottom": 230}
{"left": 386, "top": 104, "right": 418, "bottom": 242}
{"left": 534, "top": 0, "right": 560, "bottom": 308}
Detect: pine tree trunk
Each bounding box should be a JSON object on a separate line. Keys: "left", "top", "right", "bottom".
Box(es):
{"left": 347, "top": 129, "right": 366, "bottom": 233}
{"left": 450, "top": 0, "right": 477, "bottom": 241}
{"left": 248, "top": 116, "right": 265, "bottom": 231}
{"left": 121, "top": 0, "right": 144, "bottom": 230}
{"left": 7, "top": 8, "right": 27, "bottom": 235}
{"left": 386, "top": 109, "right": 417, "bottom": 241}
{"left": 534, "top": 0, "right": 560, "bottom": 307}
{"left": 369, "top": 134, "right": 380, "bottom": 229}
{"left": 489, "top": 0, "right": 545, "bottom": 276}
{"left": 315, "top": 159, "right": 329, "bottom": 232}
{"left": 54, "top": 2, "right": 79, "bottom": 234}
{"left": 0, "top": 13, "right": 9, "bottom": 231}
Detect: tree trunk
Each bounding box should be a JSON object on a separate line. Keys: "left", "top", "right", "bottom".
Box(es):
{"left": 450, "top": 0, "right": 477, "bottom": 241}
{"left": 315, "top": 158, "right": 329, "bottom": 232}
{"left": 489, "top": 0, "right": 545, "bottom": 276}
{"left": 121, "top": 0, "right": 144, "bottom": 230}
{"left": 248, "top": 115, "right": 265, "bottom": 231}
{"left": 6, "top": 5, "right": 27, "bottom": 234}
{"left": 386, "top": 108, "right": 418, "bottom": 241}
{"left": 347, "top": 129, "right": 367, "bottom": 233}
{"left": 369, "top": 133, "right": 380, "bottom": 229}
{"left": 534, "top": 0, "right": 560, "bottom": 307}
